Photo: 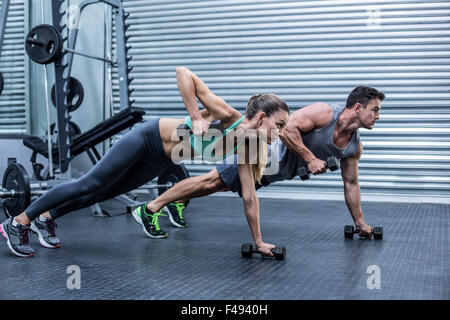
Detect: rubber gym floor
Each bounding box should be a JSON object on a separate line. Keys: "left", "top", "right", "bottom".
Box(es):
{"left": 0, "top": 195, "right": 449, "bottom": 300}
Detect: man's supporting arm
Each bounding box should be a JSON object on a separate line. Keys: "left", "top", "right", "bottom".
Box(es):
{"left": 340, "top": 143, "right": 371, "bottom": 235}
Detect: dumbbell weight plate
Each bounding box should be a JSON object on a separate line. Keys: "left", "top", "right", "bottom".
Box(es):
{"left": 176, "top": 124, "right": 191, "bottom": 140}
{"left": 25, "top": 24, "right": 63, "bottom": 64}
{"left": 157, "top": 164, "right": 190, "bottom": 208}
{"left": 241, "top": 243, "right": 254, "bottom": 258}
{"left": 344, "top": 225, "right": 354, "bottom": 239}
{"left": 208, "top": 120, "right": 224, "bottom": 132}
{"left": 298, "top": 167, "right": 310, "bottom": 181}
{"left": 326, "top": 156, "right": 340, "bottom": 171}
{"left": 373, "top": 227, "right": 383, "bottom": 240}
{"left": 2, "top": 163, "right": 31, "bottom": 218}
{"left": 273, "top": 246, "right": 286, "bottom": 260}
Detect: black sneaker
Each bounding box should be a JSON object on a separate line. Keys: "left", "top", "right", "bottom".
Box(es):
{"left": 0, "top": 217, "right": 35, "bottom": 257}
{"left": 166, "top": 202, "right": 188, "bottom": 228}
{"left": 132, "top": 204, "right": 168, "bottom": 238}
{"left": 31, "top": 217, "right": 60, "bottom": 249}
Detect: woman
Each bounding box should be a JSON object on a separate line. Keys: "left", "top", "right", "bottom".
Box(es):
{"left": 0, "top": 67, "right": 289, "bottom": 258}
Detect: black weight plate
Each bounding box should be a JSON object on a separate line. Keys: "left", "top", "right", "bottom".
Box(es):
{"left": 241, "top": 243, "right": 253, "bottom": 258}
{"left": 344, "top": 225, "right": 354, "bottom": 239}
{"left": 373, "top": 227, "right": 383, "bottom": 240}
{"left": 274, "top": 246, "right": 286, "bottom": 260}
{"left": 51, "top": 77, "right": 84, "bottom": 113}
{"left": 0, "top": 71, "right": 4, "bottom": 96}
{"left": 2, "top": 163, "right": 31, "bottom": 218}
{"left": 47, "top": 120, "right": 81, "bottom": 147}
{"left": 25, "top": 24, "right": 62, "bottom": 64}
{"left": 157, "top": 164, "right": 190, "bottom": 207}
{"left": 327, "top": 156, "right": 339, "bottom": 171}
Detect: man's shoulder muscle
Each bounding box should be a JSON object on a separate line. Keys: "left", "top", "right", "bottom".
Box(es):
{"left": 290, "top": 102, "right": 333, "bottom": 129}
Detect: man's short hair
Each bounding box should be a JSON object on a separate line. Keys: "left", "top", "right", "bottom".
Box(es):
{"left": 345, "top": 86, "right": 385, "bottom": 109}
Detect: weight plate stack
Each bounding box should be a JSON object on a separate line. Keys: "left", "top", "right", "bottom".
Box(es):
{"left": 47, "top": 120, "right": 81, "bottom": 148}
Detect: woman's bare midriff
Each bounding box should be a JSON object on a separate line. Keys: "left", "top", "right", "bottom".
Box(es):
{"left": 159, "top": 118, "right": 187, "bottom": 160}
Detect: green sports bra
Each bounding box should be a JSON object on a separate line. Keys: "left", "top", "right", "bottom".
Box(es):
{"left": 183, "top": 115, "right": 245, "bottom": 162}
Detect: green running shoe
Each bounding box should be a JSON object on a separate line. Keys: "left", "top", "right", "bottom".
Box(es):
{"left": 166, "top": 202, "right": 188, "bottom": 228}
{"left": 132, "top": 204, "right": 168, "bottom": 239}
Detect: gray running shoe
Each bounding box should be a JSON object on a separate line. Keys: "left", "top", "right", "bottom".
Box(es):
{"left": 0, "top": 217, "right": 34, "bottom": 257}
{"left": 31, "top": 217, "right": 60, "bottom": 249}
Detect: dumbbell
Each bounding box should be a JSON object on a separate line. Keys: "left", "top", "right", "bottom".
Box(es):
{"left": 241, "top": 243, "right": 286, "bottom": 260}
{"left": 298, "top": 156, "right": 339, "bottom": 180}
{"left": 344, "top": 225, "right": 383, "bottom": 240}
{"left": 176, "top": 120, "right": 224, "bottom": 140}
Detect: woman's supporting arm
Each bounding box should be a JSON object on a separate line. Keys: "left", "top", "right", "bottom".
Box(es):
{"left": 237, "top": 143, "right": 275, "bottom": 256}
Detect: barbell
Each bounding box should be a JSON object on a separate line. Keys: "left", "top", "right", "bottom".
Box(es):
{"left": 25, "top": 24, "right": 116, "bottom": 65}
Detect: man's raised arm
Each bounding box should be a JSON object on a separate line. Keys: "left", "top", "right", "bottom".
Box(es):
{"left": 280, "top": 102, "right": 332, "bottom": 174}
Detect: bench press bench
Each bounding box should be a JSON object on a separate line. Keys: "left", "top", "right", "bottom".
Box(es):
{"left": 23, "top": 107, "right": 146, "bottom": 180}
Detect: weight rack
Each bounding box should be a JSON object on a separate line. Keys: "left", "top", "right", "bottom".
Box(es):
{"left": 50, "top": 0, "right": 134, "bottom": 174}
{"left": 0, "top": 0, "right": 11, "bottom": 95}
{"left": 0, "top": 0, "right": 143, "bottom": 217}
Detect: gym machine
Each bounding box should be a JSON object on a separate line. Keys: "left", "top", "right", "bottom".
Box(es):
{"left": 0, "top": 0, "right": 191, "bottom": 218}
{"left": 0, "top": 0, "right": 11, "bottom": 95}
{"left": 24, "top": 0, "right": 134, "bottom": 174}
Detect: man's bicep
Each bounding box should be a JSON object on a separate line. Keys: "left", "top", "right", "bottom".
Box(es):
{"left": 341, "top": 157, "right": 357, "bottom": 183}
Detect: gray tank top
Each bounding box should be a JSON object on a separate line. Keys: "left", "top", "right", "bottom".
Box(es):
{"left": 261, "top": 104, "right": 361, "bottom": 186}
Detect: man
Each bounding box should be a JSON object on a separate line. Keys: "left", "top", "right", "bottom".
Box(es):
{"left": 147, "top": 86, "right": 385, "bottom": 238}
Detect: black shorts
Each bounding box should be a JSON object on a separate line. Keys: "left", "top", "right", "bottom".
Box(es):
{"left": 216, "top": 162, "right": 264, "bottom": 197}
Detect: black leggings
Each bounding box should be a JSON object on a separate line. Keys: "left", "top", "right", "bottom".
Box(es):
{"left": 25, "top": 118, "right": 173, "bottom": 220}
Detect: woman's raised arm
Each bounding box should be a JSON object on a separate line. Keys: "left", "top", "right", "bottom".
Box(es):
{"left": 176, "top": 67, "right": 239, "bottom": 132}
